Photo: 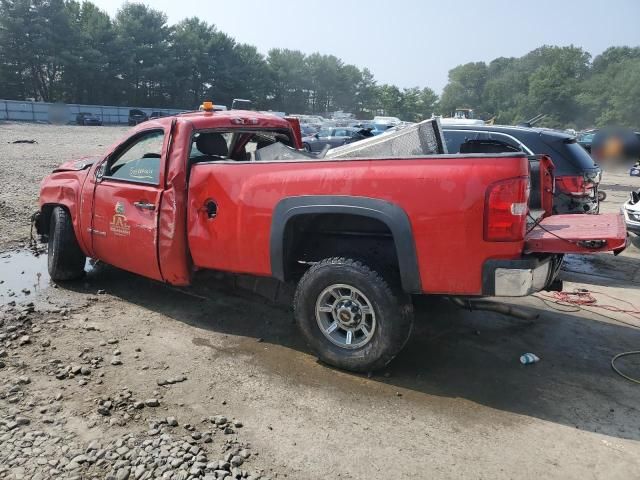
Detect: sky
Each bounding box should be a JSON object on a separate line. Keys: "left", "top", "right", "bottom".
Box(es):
{"left": 91, "top": 0, "right": 640, "bottom": 93}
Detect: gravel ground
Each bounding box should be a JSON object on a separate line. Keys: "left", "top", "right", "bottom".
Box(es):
{"left": 0, "top": 123, "right": 128, "bottom": 251}
{"left": 1, "top": 122, "right": 640, "bottom": 479}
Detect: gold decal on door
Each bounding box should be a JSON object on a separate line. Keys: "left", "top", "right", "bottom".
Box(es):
{"left": 110, "top": 202, "right": 131, "bottom": 236}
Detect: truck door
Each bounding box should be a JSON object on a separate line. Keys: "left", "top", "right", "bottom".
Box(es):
{"left": 90, "top": 129, "right": 166, "bottom": 281}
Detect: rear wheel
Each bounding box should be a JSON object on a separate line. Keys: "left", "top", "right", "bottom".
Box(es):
{"left": 47, "top": 207, "right": 86, "bottom": 281}
{"left": 294, "top": 257, "right": 414, "bottom": 372}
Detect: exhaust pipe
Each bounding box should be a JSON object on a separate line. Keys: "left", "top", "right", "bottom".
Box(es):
{"left": 450, "top": 297, "right": 539, "bottom": 321}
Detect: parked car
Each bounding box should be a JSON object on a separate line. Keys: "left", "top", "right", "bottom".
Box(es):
{"left": 149, "top": 111, "right": 169, "bottom": 120}
{"left": 75, "top": 112, "right": 102, "bottom": 126}
{"left": 442, "top": 125, "right": 601, "bottom": 214}
{"left": 300, "top": 124, "right": 318, "bottom": 137}
{"left": 128, "top": 109, "right": 148, "bottom": 126}
{"left": 373, "top": 116, "right": 402, "bottom": 126}
{"left": 370, "top": 123, "right": 394, "bottom": 136}
{"left": 577, "top": 129, "right": 597, "bottom": 153}
{"left": 302, "top": 127, "right": 373, "bottom": 152}
{"left": 623, "top": 190, "right": 640, "bottom": 235}
{"left": 35, "top": 106, "right": 626, "bottom": 372}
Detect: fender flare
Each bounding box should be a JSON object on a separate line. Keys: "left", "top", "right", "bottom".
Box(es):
{"left": 270, "top": 195, "right": 421, "bottom": 293}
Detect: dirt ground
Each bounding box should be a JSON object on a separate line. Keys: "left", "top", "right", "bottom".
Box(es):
{"left": 1, "top": 122, "right": 640, "bottom": 479}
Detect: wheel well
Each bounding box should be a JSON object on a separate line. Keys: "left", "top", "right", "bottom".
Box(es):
{"left": 37, "top": 204, "right": 57, "bottom": 235}
{"left": 37, "top": 204, "right": 73, "bottom": 236}
{"left": 282, "top": 213, "right": 399, "bottom": 282}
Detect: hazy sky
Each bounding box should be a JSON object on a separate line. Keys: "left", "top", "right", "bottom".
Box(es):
{"left": 91, "top": 0, "right": 640, "bottom": 92}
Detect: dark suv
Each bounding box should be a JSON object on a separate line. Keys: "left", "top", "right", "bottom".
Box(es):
{"left": 128, "top": 109, "right": 148, "bottom": 126}
{"left": 443, "top": 125, "right": 601, "bottom": 214}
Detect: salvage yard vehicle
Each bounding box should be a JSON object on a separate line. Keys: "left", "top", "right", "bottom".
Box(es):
{"left": 623, "top": 190, "right": 640, "bottom": 234}
{"left": 128, "top": 109, "right": 148, "bottom": 126}
{"left": 302, "top": 127, "right": 373, "bottom": 152}
{"left": 34, "top": 106, "right": 628, "bottom": 372}
{"left": 443, "top": 125, "right": 602, "bottom": 214}
{"left": 75, "top": 112, "right": 102, "bottom": 126}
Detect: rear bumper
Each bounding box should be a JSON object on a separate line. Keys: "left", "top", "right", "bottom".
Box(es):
{"left": 482, "top": 255, "right": 561, "bottom": 297}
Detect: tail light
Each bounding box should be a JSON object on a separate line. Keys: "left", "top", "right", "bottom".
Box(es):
{"left": 555, "top": 175, "right": 595, "bottom": 197}
{"left": 484, "top": 177, "right": 530, "bottom": 242}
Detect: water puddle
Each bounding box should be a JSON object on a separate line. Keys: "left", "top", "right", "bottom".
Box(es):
{"left": 0, "top": 250, "right": 96, "bottom": 305}
{"left": 0, "top": 250, "right": 49, "bottom": 304}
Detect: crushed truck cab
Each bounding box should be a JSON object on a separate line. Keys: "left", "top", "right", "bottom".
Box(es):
{"left": 35, "top": 110, "right": 627, "bottom": 372}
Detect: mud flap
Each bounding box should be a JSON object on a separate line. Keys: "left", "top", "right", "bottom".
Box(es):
{"left": 525, "top": 213, "right": 627, "bottom": 254}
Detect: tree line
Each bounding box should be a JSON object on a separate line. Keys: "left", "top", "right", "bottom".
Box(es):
{"left": 0, "top": 0, "right": 639, "bottom": 129}
{"left": 439, "top": 45, "right": 640, "bottom": 130}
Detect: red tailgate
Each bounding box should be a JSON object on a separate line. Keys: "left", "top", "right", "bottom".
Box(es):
{"left": 525, "top": 213, "right": 627, "bottom": 254}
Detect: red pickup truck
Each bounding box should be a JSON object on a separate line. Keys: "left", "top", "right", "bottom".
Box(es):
{"left": 35, "top": 107, "right": 627, "bottom": 372}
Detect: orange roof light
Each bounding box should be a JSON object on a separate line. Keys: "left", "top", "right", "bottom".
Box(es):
{"left": 201, "top": 101, "right": 214, "bottom": 112}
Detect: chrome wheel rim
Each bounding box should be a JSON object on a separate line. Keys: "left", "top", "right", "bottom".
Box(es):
{"left": 315, "top": 284, "right": 376, "bottom": 349}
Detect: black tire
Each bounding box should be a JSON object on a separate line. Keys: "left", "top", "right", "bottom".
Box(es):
{"left": 294, "top": 257, "right": 414, "bottom": 372}
{"left": 48, "top": 206, "right": 86, "bottom": 281}
{"left": 598, "top": 190, "right": 607, "bottom": 202}
{"left": 303, "top": 143, "right": 311, "bottom": 152}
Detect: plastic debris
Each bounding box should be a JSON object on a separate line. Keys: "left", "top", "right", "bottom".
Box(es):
{"left": 520, "top": 353, "right": 540, "bottom": 365}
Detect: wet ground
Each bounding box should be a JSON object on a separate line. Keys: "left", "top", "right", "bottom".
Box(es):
{"left": 0, "top": 250, "right": 48, "bottom": 302}
{"left": 1, "top": 123, "right": 640, "bottom": 479}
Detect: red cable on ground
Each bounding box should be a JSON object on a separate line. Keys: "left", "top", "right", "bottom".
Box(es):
{"left": 537, "top": 289, "right": 640, "bottom": 319}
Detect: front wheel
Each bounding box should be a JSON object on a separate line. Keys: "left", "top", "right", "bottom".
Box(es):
{"left": 303, "top": 143, "right": 311, "bottom": 152}
{"left": 294, "top": 257, "right": 414, "bottom": 372}
{"left": 48, "top": 207, "right": 86, "bottom": 281}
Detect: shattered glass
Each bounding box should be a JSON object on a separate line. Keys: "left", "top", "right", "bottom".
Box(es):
{"left": 255, "top": 142, "right": 318, "bottom": 161}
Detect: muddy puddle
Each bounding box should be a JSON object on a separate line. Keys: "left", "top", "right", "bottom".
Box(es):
{"left": 0, "top": 250, "right": 94, "bottom": 305}
{"left": 0, "top": 250, "right": 49, "bottom": 304}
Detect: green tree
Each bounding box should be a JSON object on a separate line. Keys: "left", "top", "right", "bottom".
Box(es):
{"left": 439, "top": 62, "right": 488, "bottom": 116}
{"left": 266, "top": 49, "right": 310, "bottom": 113}
{"left": 354, "top": 67, "right": 378, "bottom": 116}
{"left": 0, "top": 0, "right": 75, "bottom": 101}
{"left": 580, "top": 51, "right": 640, "bottom": 130}
{"left": 113, "top": 3, "right": 170, "bottom": 106}
{"left": 169, "top": 17, "right": 215, "bottom": 108}
{"left": 377, "top": 84, "right": 403, "bottom": 117}
{"left": 229, "top": 43, "right": 272, "bottom": 110}
{"left": 525, "top": 46, "right": 591, "bottom": 127}
{"left": 62, "top": 1, "right": 118, "bottom": 104}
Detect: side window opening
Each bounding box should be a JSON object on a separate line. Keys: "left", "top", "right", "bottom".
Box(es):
{"left": 459, "top": 139, "right": 521, "bottom": 154}
{"left": 189, "top": 130, "right": 294, "bottom": 163}
{"left": 444, "top": 130, "right": 478, "bottom": 153}
{"left": 107, "top": 130, "right": 164, "bottom": 184}
{"left": 487, "top": 133, "right": 524, "bottom": 152}
{"left": 190, "top": 132, "right": 232, "bottom": 161}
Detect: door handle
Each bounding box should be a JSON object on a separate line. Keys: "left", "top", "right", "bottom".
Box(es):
{"left": 133, "top": 201, "right": 155, "bottom": 211}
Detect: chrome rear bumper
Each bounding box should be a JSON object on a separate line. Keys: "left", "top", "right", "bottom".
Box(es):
{"left": 483, "top": 256, "right": 560, "bottom": 297}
